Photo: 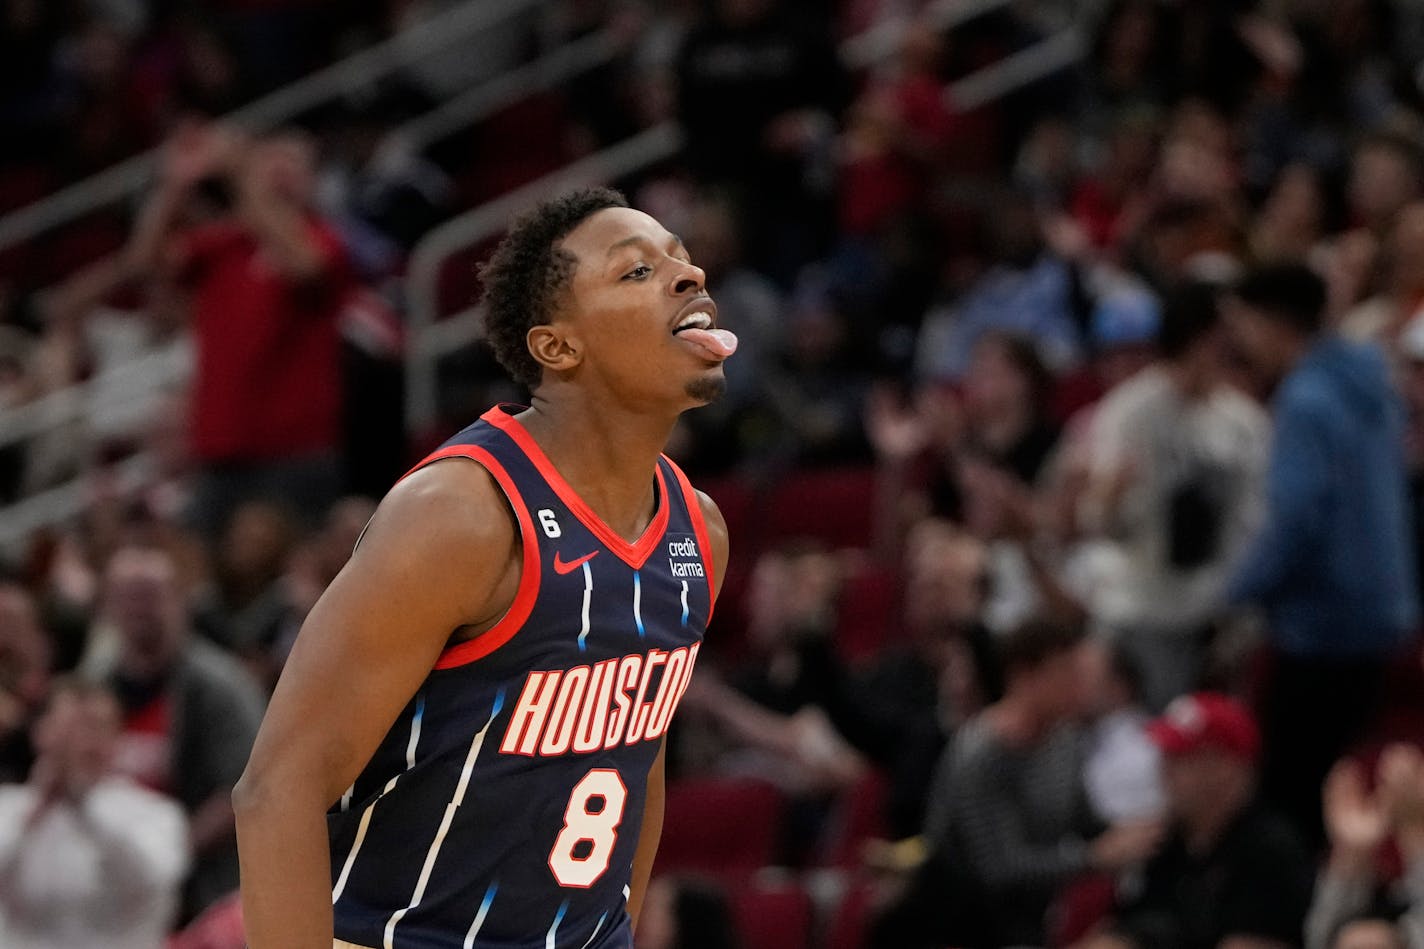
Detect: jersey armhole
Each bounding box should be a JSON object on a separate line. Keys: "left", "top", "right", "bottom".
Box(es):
{"left": 662, "top": 456, "right": 717, "bottom": 624}
{"left": 396, "top": 445, "right": 542, "bottom": 669}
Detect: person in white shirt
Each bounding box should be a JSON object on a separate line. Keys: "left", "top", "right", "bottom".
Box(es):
{"left": 1082, "top": 639, "right": 1166, "bottom": 824}
{"left": 0, "top": 677, "right": 189, "bottom": 949}
{"left": 1081, "top": 282, "right": 1268, "bottom": 710}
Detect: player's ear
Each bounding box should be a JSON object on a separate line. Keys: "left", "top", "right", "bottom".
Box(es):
{"left": 527, "top": 322, "right": 583, "bottom": 374}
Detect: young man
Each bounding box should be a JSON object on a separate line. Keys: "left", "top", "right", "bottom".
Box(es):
{"left": 1224, "top": 263, "right": 1417, "bottom": 846}
{"left": 1083, "top": 282, "right": 1268, "bottom": 711}
{"left": 882, "top": 619, "right": 1161, "bottom": 949}
{"left": 233, "top": 188, "right": 734, "bottom": 949}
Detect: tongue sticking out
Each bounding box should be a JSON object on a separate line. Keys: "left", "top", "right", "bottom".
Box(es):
{"left": 677, "top": 327, "right": 738, "bottom": 360}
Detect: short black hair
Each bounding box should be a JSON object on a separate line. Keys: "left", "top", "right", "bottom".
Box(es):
{"left": 997, "top": 617, "right": 1088, "bottom": 677}
{"left": 1159, "top": 281, "right": 1221, "bottom": 359}
{"left": 1232, "top": 263, "right": 1328, "bottom": 335}
{"left": 478, "top": 187, "right": 630, "bottom": 388}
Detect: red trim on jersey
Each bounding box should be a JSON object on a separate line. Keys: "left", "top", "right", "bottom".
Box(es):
{"left": 396, "top": 444, "right": 542, "bottom": 669}
{"left": 663, "top": 456, "right": 717, "bottom": 624}
{"left": 482, "top": 406, "right": 670, "bottom": 570}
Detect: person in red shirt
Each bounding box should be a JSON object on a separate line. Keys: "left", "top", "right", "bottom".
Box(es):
{"left": 129, "top": 121, "right": 352, "bottom": 537}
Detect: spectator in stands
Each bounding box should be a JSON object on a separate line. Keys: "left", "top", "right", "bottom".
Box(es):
{"left": 916, "top": 191, "right": 1086, "bottom": 380}
{"left": 959, "top": 330, "right": 1063, "bottom": 487}
{"left": 87, "top": 544, "right": 264, "bottom": 917}
{"left": 1225, "top": 263, "right": 1418, "bottom": 846}
{"left": 313, "top": 88, "right": 453, "bottom": 273}
{"left": 753, "top": 270, "right": 872, "bottom": 465}
{"left": 837, "top": 25, "right": 956, "bottom": 239}
{"left": 849, "top": 518, "right": 999, "bottom": 838}
{"left": 1347, "top": 129, "right": 1424, "bottom": 237}
{"left": 1306, "top": 746, "right": 1424, "bottom": 949}
{"left": 1087, "top": 0, "right": 1170, "bottom": 117}
{"left": 51, "top": 16, "right": 152, "bottom": 174}
{"left": 282, "top": 495, "right": 375, "bottom": 624}
{"left": 1081, "top": 283, "right": 1268, "bottom": 710}
{"left": 128, "top": 120, "right": 353, "bottom": 538}
{"left": 192, "top": 500, "right": 301, "bottom": 691}
{"left": 679, "top": 542, "right": 863, "bottom": 801}
{"left": 0, "top": 583, "right": 50, "bottom": 783}
{"left": 1340, "top": 201, "right": 1424, "bottom": 350}
{"left": 1082, "top": 640, "right": 1165, "bottom": 824}
{"left": 900, "top": 619, "right": 1160, "bottom": 949}
{"left": 0, "top": 676, "right": 189, "bottom": 949}
{"left": 676, "top": 0, "right": 848, "bottom": 281}
{"left": 1086, "top": 284, "right": 1162, "bottom": 397}
{"left": 1129, "top": 197, "right": 1243, "bottom": 289}
{"left": 1069, "top": 108, "right": 1161, "bottom": 253}
{"left": 1074, "top": 692, "right": 1313, "bottom": 949}
{"left": 1248, "top": 163, "right": 1331, "bottom": 266}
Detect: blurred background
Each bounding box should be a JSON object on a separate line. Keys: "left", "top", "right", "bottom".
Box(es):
{"left": 6, "top": 0, "right": 1424, "bottom": 947}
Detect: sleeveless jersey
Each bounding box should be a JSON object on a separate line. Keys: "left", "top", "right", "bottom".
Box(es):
{"left": 328, "top": 405, "right": 714, "bottom": 949}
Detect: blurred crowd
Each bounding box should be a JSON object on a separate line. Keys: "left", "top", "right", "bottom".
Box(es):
{"left": 5, "top": 0, "right": 1424, "bottom": 947}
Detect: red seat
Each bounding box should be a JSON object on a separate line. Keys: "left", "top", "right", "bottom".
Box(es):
{"left": 695, "top": 475, "right": 756, "bottom": 558}
{"left": 834, "top": 566, "right": 899, "bottom": 664}
{"left": 657, "top": 778, "right": 785, "bottom": 875}
{"left": 730, "top": 878, "right": 814, "bottom": 949}
{"left": 762, "top": 468, "right": 877, "bottom": 551}
{"left": 816, "top": 768, "right": 890, "bottom": 869}
{"left": 1048, "top": 873, "right": 1116, "bottom": 948}
{"left": 824, "top": 877, "right": 877, "bottom": 949}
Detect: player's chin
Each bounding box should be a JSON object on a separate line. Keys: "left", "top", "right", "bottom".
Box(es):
{"left": 683, "top": 367, "right": 727, "bottom": 405}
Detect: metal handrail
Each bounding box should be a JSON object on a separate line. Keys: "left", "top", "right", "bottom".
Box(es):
{"left": 949, "top": 28, "right": 1083, "bottom": 111}
{"left": 0, "top": 348, "right": 188, "bottom": 446}
{"left": 0, "top": 454, "right": 153, "bottom": 549}
{"left": 396, "top": 28, "right": 621, "bottom": 154}
{"left": 841, "top": 0, "right": 1018, "bottom": 68}
{"left": 0, "top": 0, "right": 546, "bottom": 252}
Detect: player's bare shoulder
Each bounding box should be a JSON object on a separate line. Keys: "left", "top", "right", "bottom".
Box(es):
{"left": 692, "top": 489, "right": 729, "bottom": 600}
{"left": 351, "top": 458, "right": 522, "bottom": 630}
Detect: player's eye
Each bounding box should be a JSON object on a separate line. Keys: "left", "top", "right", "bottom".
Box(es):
{"left": 622, "top": 264, "right": 652, "bottom": 281}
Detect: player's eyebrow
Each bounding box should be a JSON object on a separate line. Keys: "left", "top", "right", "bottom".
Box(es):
{"left": 606, "top": 233, "right": 688, "bottom": 257}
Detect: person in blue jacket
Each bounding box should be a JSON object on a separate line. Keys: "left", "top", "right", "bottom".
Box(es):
{"left": 1224, "top": 262, "right": 1419, "bottom": 848}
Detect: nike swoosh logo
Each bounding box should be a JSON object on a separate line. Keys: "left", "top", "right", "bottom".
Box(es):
{"left": 553, "top": 550, "right": 599, "bottom": 575}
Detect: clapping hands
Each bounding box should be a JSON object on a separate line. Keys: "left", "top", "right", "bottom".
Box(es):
{"left": 1324, "top": 745, "right": 1424, "bottom": 873}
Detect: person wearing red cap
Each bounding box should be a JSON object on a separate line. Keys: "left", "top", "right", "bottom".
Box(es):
{"left": 1073, "top": 692, "right": 1313, "bottom": 949}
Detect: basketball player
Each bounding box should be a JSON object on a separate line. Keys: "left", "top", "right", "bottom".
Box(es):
{"left": 233, "top": 188, "right": 735, "bottom": 949}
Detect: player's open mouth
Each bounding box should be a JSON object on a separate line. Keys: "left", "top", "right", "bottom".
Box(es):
{"left": 671, "top": 300, "right": 738, "bottom": 361}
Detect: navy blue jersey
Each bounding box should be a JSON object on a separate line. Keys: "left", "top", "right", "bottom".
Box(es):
{"left": 328, "top": 405, "right": 714, "bottom": 949}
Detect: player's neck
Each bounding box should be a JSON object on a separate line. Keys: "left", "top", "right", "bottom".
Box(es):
{"left": 518, "top": 392, "right": 677, "bottom": 543}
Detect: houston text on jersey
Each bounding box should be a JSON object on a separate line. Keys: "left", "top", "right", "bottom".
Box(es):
{"left": 498, "top": 643, "right": 700, "bottom": 757}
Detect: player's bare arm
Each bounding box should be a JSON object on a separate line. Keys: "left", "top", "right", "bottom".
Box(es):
{"left": 233, "top": 460, "right": 519, "bottom": 949}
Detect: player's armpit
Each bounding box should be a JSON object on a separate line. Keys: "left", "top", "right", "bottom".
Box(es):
{"left": 234, "top": 459, "right": 520, "bottom": 949}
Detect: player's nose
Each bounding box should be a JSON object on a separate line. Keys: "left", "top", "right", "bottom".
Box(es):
{"left": 669, "top": 259, "right": 706, "bottom": 296}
